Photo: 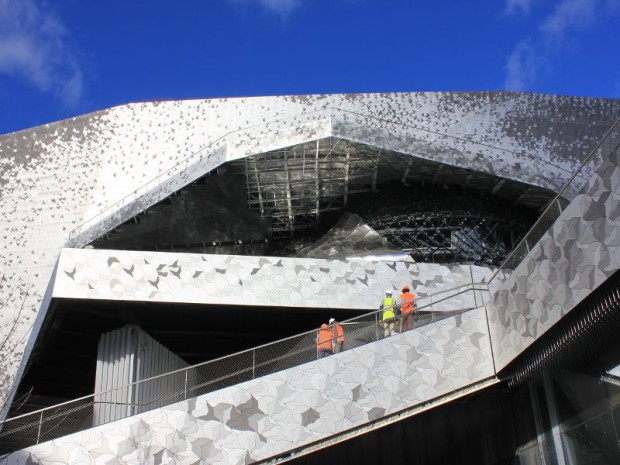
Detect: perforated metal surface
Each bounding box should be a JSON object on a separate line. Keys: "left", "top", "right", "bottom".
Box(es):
{"left": 1, "top": 91, "right": 618, "bottom": 417}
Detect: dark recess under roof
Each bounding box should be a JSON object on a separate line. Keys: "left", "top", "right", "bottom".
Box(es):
{"left": 11, "top": 298, "right": 362, "bottom": 416}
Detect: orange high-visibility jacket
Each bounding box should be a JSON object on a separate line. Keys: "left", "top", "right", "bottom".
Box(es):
{"left": 400, "top": 291, "right": 416, "bottom": 314}
{"left": 317, "top": 324, "right": 333, "bottom": 351}
{"left": 333, "top": 324, "right": 345, "bottom": 343}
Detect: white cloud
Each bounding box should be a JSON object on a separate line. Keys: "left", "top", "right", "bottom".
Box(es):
{"left": 228, "top": 0, "right": 305, "bottom": 16}
{"left": 0, "top": 0, "right": 83, "bottom": 106}
{"left": 61, "top": 65, "right": 83, "bottom": 107}
{"left": 259, "top": 0, "right": 303, "bottom": 14}
{"left": 504, "top": 40, "right": 543, "bottom": 91}
{"left": 541, "top": 0, "right": 597, "bottom": 37}
{"left": 503, "top": 0, "right": 618, "bottom": 90}
{"left": 505, "top": 0, "right": 535, "bottom": 14}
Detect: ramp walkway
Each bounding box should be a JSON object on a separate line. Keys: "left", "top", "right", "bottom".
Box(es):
{"left": 2, "top": 118, "right": 618, "bottom": 464}
{"left": 0, "top": 283, "right": 493, "bottom": 464}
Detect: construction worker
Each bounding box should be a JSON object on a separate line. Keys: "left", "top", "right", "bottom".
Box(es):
{"left": 399, "top": 285, "right": 416, "bottom": 332}
{"left": 329, "top": 318, "right": 345, "bottom": 353}
{"left": 316, "top": 323, "right": 334, "bottom": 358}
{"left": 380, "top": 289, "right": 398, "bottom": 337}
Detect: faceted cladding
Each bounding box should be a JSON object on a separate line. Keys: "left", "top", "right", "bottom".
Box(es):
{"left": 1, "top": 92, "right": 620, "bottom": 463}
{"left": 488, "top": 146, "right": 620, "bottom": 370}
{"left": 54, "top": 248, "right": 489, "bottom": 309}
{"left": 0, "top": 308, "right": 494, "bottom": 465}
{"left": 1, "top": 92, "right": 618, "bottom": 413}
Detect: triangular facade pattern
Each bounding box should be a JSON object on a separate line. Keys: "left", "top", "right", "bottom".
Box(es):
{"left": 1, "top": 92, "right": 620, "bottom": 463}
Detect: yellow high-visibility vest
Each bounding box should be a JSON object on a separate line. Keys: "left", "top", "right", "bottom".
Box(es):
{"left": 382, "top": 297, "right": 396, "bottom": 320}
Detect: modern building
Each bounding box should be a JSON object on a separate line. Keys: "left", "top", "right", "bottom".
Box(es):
{"left": 0, "top": 92, "right": 619, "bottom": 464}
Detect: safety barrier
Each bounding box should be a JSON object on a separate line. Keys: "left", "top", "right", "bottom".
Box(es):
{"left": 0, "top": 283, "right": 488, "bottom": 454}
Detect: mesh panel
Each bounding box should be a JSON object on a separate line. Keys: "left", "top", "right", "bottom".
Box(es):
{"left": 189, "top": 351, "right": 254, "bottom": 398}
{"left": 39, "top": 399, "right": 94, "bottom": 443}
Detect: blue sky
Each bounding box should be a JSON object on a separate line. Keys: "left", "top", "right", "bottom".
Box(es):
{"left": 0, "top": 0, "right": 619, "bottom": 135}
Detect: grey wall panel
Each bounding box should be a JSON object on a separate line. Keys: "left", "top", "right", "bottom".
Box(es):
{"left": 132, "top": 327, "right": 196, "bottom": 415}
{"left": 487, "top": 145, "right": 620, "bottom": 371}
{"left": 1, "top": 306, "right": 494, "bottom": 464}
{"left": 94, "top": 326, "right": 135, "bottom": 425}
{"left": 94, "top": 325, "right": 189, "bottom": 426}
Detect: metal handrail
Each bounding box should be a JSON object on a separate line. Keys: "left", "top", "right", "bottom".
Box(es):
{"left": 0, "top": 283, "right": 488, "bottom": 448}
{"left": 487, "top": 116, "right": 620, "bottom": 284}
{"left": 66, "top": 105, "right": 584, "bottom": 245}
{"left": 2, "top": 282, "right": 485, "bottom": 422}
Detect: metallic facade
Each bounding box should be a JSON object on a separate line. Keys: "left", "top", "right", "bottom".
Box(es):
{"left": 2, "top": 92, "right": 618, "bottom": 412}
{"left": 0, "top": 92, "right": 619, "bottom": 463}
{"left": 487, "top": 144, "right": 620, "bottom": 370}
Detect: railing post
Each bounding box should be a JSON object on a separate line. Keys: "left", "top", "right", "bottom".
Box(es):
{"left": 184, "top": 370, "right": 188, "bottom": 400}
{"left": 252, "top": 350, "right": 256, "bottom": 379}
{"left": 36, "top": 411, "right": 43, "bottom": 444}
{"left": 470, "top": 265, "right": 478, "bottom": 308}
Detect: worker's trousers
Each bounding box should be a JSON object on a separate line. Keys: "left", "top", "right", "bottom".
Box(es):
{"left": 382, "top": 319, "right": 397, "bottom": 338}
{"left": 401, "top": 313, "right": 415, "bottom": 332}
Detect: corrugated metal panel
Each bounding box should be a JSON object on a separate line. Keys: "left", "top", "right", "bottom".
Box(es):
{"left": 93, "top": 325, "right": 189, "bottom": 426}
{"left": 132, "top": 327, "right": 193, "bottom": 414}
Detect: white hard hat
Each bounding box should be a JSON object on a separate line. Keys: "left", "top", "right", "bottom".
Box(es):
{"left": 329, "top": 318, "right": 336, "bottom": 324}
{"left": 386, "top": 289, "right": 392, "bottom": 295}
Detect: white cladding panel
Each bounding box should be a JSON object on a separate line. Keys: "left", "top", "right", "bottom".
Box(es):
{"left": 53, "top": 248, "right": 490, "bottom": 310}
